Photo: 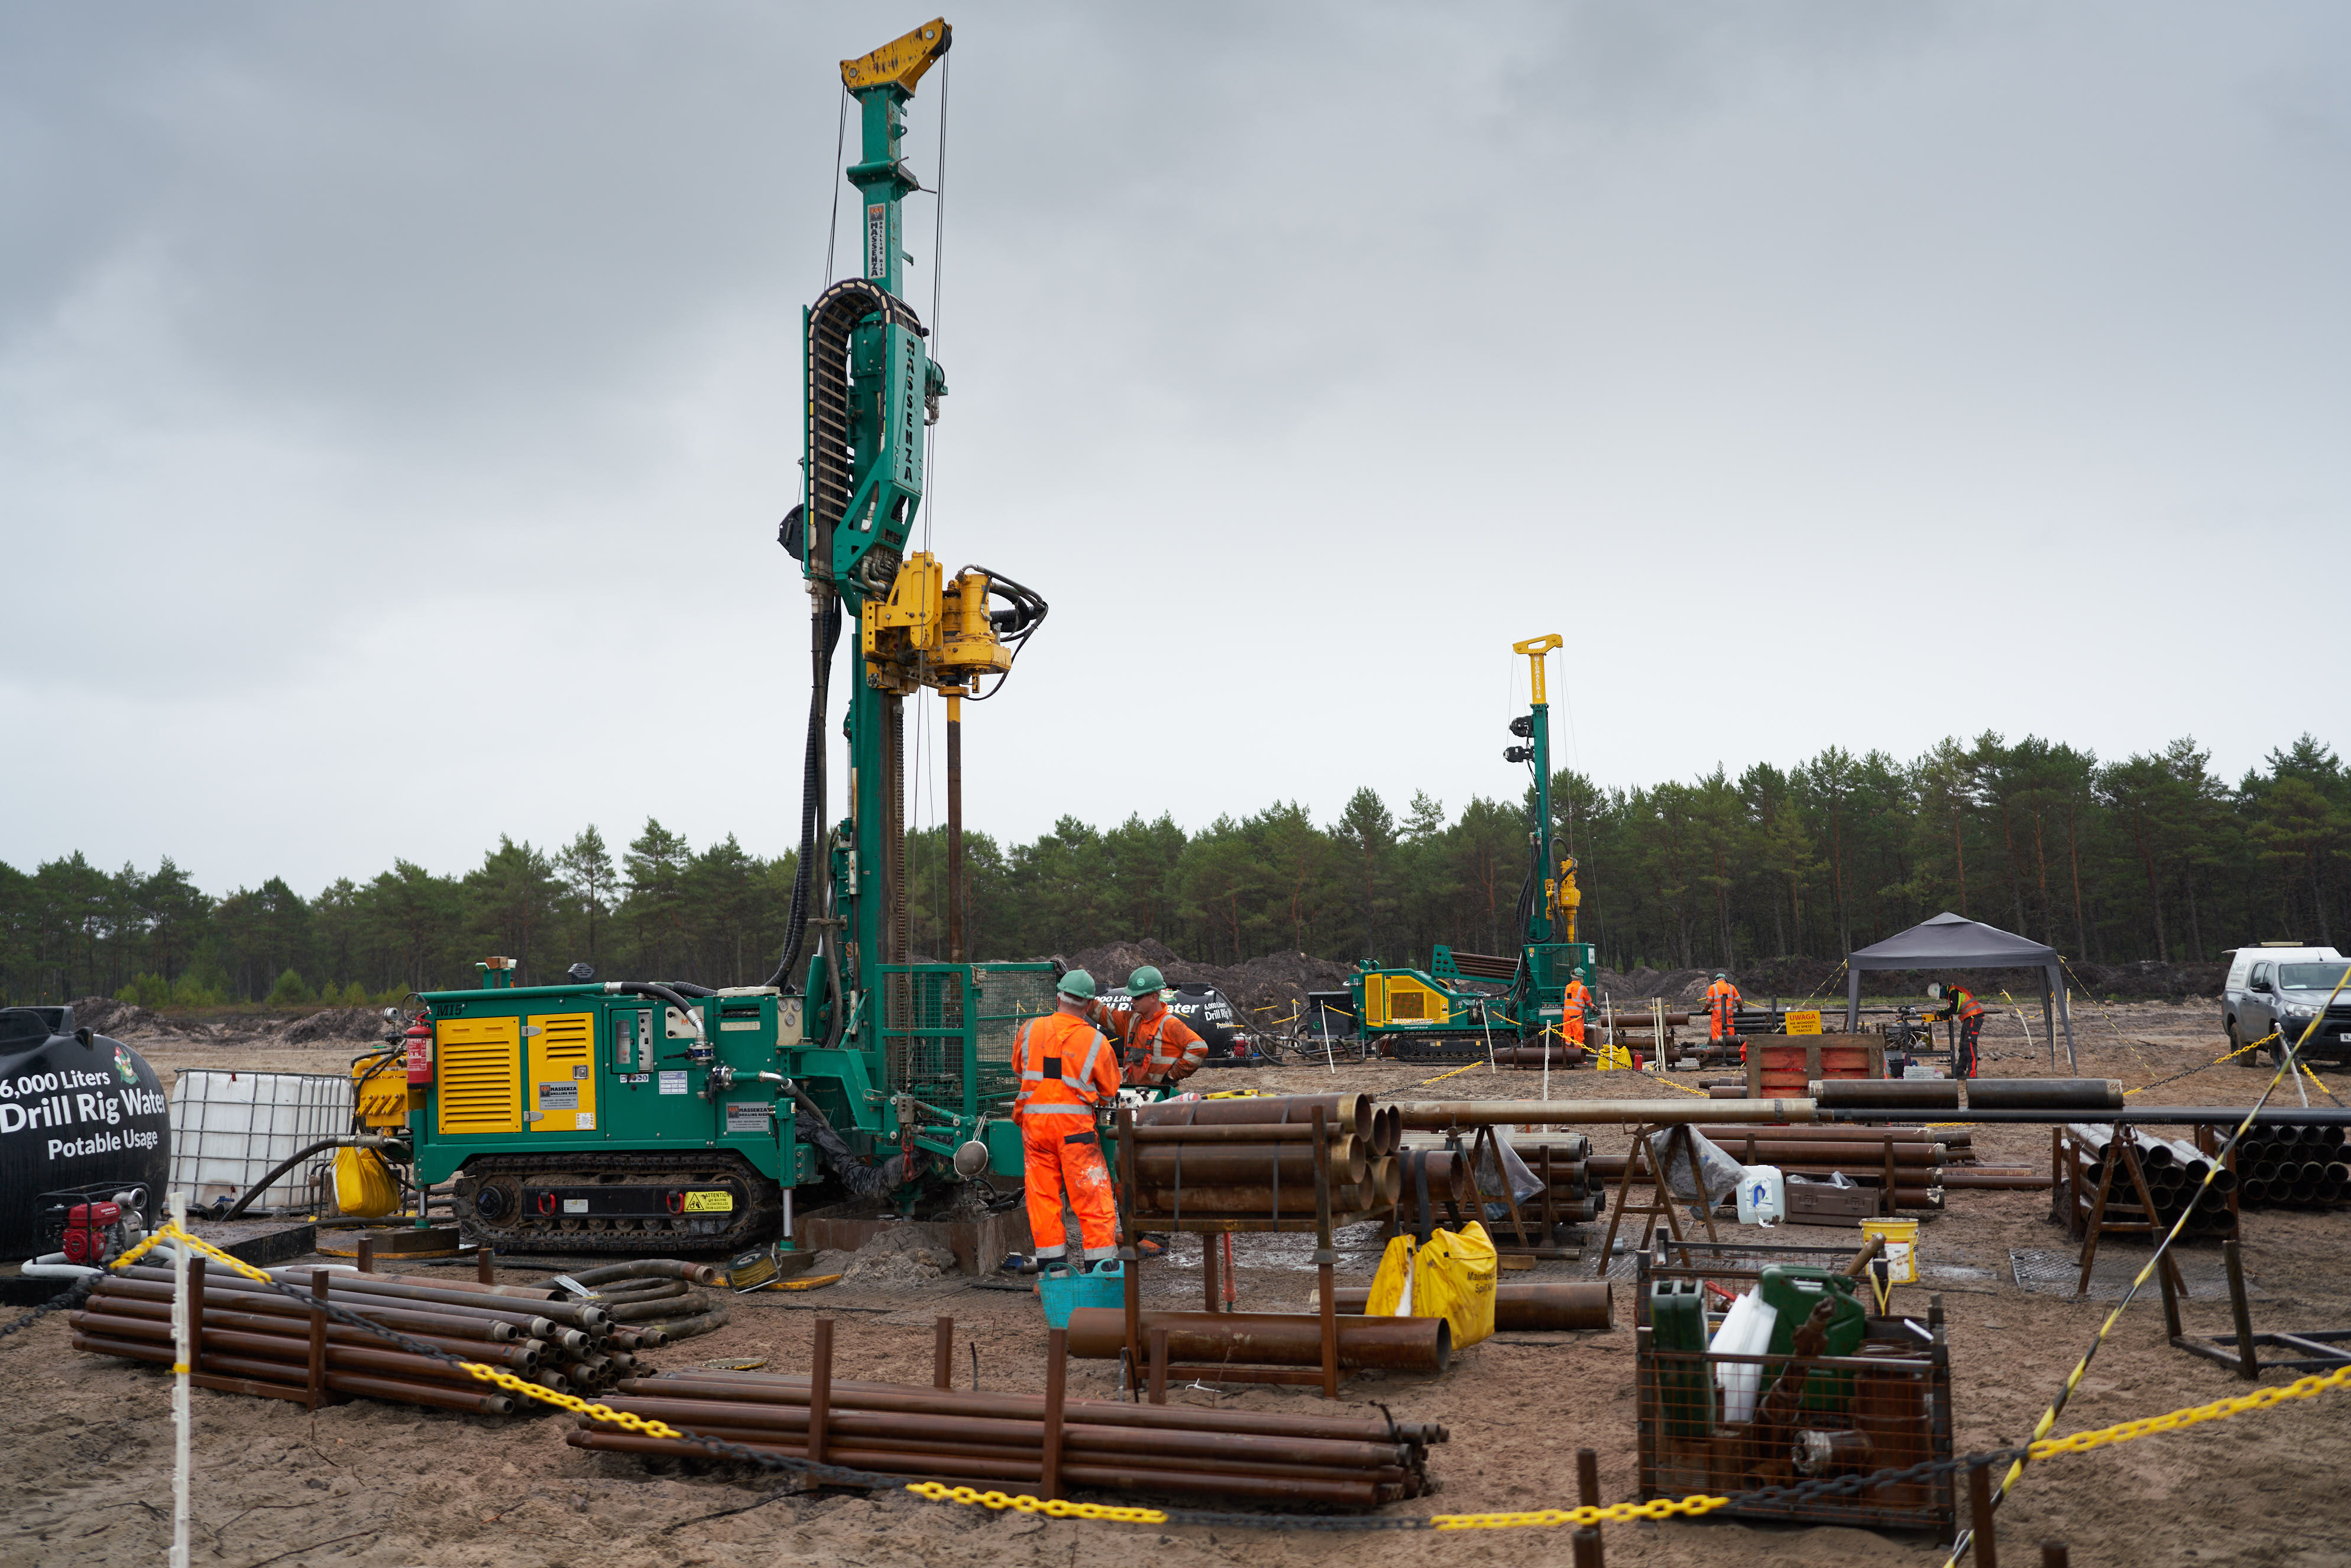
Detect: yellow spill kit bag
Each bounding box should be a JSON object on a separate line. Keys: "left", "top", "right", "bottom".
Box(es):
{"left": 333, "top": 1145, "right": 400, "bottom": 1218}
{"left": 1361, "top": 1223, "right": 1497, "bottom": 1350}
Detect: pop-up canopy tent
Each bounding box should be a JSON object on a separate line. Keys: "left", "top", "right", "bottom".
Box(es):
{"left": 1844, "top": 912, "right": 2076, "bottom": 1070}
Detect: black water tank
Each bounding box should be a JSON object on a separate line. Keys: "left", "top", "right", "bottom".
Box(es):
{"left": 1164, "top": 983, "right": 1241, "bottom": 1060}
{"left": 0, "top": 1006, "right": 172, "bottom": 1259}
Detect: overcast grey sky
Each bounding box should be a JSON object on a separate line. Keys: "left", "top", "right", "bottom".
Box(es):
{"left": 4, "top": 2, "right": 2346, "bottom": 895}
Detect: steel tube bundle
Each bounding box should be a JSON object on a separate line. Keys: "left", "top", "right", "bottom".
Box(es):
{"left": 1064, "top": 1308, "right": 1450, "bottom": 1372}
{"left": 1135, "top": 1093, "right": 1392, "bottom": 1151}
{"left": 571, "top": 1364, "right": 1444, "bottom": 1505}
{"left": 2223, "top": 1123, "right": 2348, "bottom": 1210}
{"left": 78, "top": 1258, "right": 678, "bottom": 1413}
{"left": 1331, "top": 1281, "right": 1611, "bottom": 1331}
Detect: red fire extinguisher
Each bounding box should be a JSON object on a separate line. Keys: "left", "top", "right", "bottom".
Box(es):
{"left": 404, "top": 1012, "right": 435, "bottom": 1085}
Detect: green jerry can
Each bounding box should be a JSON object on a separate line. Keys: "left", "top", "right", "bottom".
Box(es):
{"left": 1759, "top": 1265, "right": 1867, "bottom": 1413}
{"left": 1650, "top": 1278, "right": 1714, "bottom": 1438}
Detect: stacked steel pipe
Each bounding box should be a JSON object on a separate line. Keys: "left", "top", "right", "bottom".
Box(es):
{"left": 573, "top": 1355, "right": 1447, "bottom": 1506}
{"left": 1332, "top": 1280, "right": 1613, "bottom": 1331}
{"left": 2232, "top": 1122, "right": 2351, "bottom": 1207}
{"left": 1391, "top": 1135, "right": 1603, "bottom": 1229}
{"left": 1128, "top": 1094, "right": 1401, "bottom": 1222}
{"left": 2061, "top": 1125, "right": 2241, "bottom": 1234}
{"left": 1592, "top": 1125, "right": 1950, "bottom": 1210}
{"left": 69, "top": 1258, "right": 713, "bottom": 1414}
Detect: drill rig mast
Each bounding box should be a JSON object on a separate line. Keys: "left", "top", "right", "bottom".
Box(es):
{"left": 774, "top": 16, "right": 1050, "bottom": 1185}
{"left": 402, "top": 22, "right": 1045, "bottom": 1260}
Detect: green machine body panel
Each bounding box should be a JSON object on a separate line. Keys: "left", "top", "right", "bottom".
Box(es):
{"left": 410, "top": 984, "right": 802, "bottom": 1188}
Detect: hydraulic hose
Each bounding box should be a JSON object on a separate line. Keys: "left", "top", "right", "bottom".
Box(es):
{"left": 221, "top": 1136, "right": 401, "bottom": 1221}
{"left": 767, "top": 562, "right": 844, "bottom": 989}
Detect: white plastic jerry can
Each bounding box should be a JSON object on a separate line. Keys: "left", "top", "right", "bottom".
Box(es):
{"left": 1736, "top": 1165, "right": 1785, "bottom": 1227}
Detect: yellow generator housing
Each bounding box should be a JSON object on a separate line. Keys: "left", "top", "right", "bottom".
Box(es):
{"left": 1361, "top": 973, "right": 1453, "bottom": 1029}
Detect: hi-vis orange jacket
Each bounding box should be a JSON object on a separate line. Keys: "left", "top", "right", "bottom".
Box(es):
{"left": 1705, "top": 979, "right": 1743, "bottom": 1038}
{"left": 1011, "top": 1011, "right": 1121, "bottom": 1120}
{"left": 1099, "top": 1003, "right": 1207, "bottom": 1086}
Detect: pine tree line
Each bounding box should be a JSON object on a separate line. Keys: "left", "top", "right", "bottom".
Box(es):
{"left": 2, "top": 734, "right": 2343, "bottom": 1007}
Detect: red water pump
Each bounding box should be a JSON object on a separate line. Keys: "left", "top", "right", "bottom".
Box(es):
{"left": 57, "top": 1201, "right": 125, "bottom": 1265}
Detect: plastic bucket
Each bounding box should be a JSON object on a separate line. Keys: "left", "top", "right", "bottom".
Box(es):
{"left": 1038, "top": 1259, "right": 1125, "bottom": 1328}
{"left": 1860, "top": 1218, "right": 1919, "bottom": 1284}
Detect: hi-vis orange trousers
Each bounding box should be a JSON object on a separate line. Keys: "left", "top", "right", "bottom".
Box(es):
{"left": 1021, "top": 1117, "right": 1119, "bottom": 1261}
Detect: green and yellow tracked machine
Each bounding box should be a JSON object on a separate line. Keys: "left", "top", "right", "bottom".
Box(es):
{"left": 388, "top": 20, "right": 1057, "bottom": 1254}
{"left": 1351, "top": 635, "right": 1598, "bottom": 1061}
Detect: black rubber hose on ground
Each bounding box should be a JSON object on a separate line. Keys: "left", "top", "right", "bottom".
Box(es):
{"left": 560, "top": 1259, "right": 726, "bottom": 1288}
{"left": 642, "top": 1302, "right": 732, "bottom": 1342}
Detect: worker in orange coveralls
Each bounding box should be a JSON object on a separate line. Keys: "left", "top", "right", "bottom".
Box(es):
{"left": 1559, "top": 968, "right": 1595, "bottom": 1049}
{"left": 1705, "top": 971, "right": 1744, "bottom": 1060}
{"left": 1007, "top": 969, "right": 1123, "bottom": 1274}
{"left": 1089, "top": 965, "right": 1207, "bottom": 1089}
{"left": 1929, "top": 981, "right": 1988, "bottom": 1079}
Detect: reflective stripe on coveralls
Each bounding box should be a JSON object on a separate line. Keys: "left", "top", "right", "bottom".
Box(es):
{"left": 1108, "top": 1006, "right": 1206, "bottom": 1085}
{"left": 1011, "top": 1016, "right": 1117, "bottom": 1117}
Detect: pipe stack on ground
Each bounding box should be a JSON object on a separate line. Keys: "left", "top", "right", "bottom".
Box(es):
{"left": 1129, "top": 1095, "right": 1401, "bottom": 1222}
{"left": 1591, "top": 1125, "right": 1949, "bottom": 1210}
{"left": 572, "top": 1365, "right": 1447, "bottom": 1506}
{"left": 2062, "top": 1125, "right": 2240, "bottom": 1234}
{"left": 2232, "top": 1123, "right": 2351, "bottom": 1207}
{"left": 69, "top": 1258, "right": 716, "bottom": 1414}
{"left": 1392, "top": 1136, "right": 1604, "bottom": 1226}
{"left": 1066, "top": 1308, "right": 1450, "bottom": 1375}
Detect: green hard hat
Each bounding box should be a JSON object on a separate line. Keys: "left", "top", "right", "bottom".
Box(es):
{"left": 1126, "top": 965, "right": 1167, "bottom": 998}
{"left": 1574, "top": 967, "right": 1591, "bottom": 982}
{"left": 1057, "top": 969, "right": 1097, "bottom": 1000}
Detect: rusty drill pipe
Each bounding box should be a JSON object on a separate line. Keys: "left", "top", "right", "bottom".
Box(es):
{"left": 1491, "top": 1047, "right": 1588, "bottom": 1068}
{"left": 1132, "top": 1165, "right": 1403, "bottom": 1217}
{"left": 1135, "top": 1140, "right": 1371, "bottom": 1185}
{"left": 71, "top": 1300, "right": 545, "bottom": 1369}
{"left": 70, "top": 1333, "right": 519, "bottom": 1415}
{"left": 1064, "top": 1309, "right": 1449, "bottom": 1373}
{"left": 630, "top": 1371, "right": 1450, "bottom": 1446}
{"left": 1808, "top": 1080, "right": 1962, "bottom": 1110}
{"left": 1136, "top": 1093, "right": 1375, "bottom": 1142}
{"left": 1332, "top": 1281, "right": 1612, "bottom": 1331}
{"left": 1697, "top": 1139, "right": 1949, "bottom": 1167}
{"left": 70, "top": 1311, "right": 545, "bottom": 1378}
{"left": 91, "top": 1278, "right": 523, "bottom": 1343}
{"left": 116, "top": 1264, "right": 608, "bottom": 1329}
{"left": 261, "top": 1266, "right": 561, "bottom": 1301}
{"left": 111, "top": 1266, "right": 588, "bottom": 1346}
{"left": 1938, "top": 1169, "right": 2054, "bottom": 1190}
{"left": 592, "top": 1395, "right": 1416, "bottom": 1472}
{"left": 1692, "top": 1124, "right": 1964, "bottom": 1145}
{"left": 564, "top": 1428, "right": 1391, "bottom": 1507}
{"left": 1967, "top": 1078, "right": 2126, "bottom": 1110}
{"left": 1398, "top": 1099, "right": 1818, "bottom": 1130}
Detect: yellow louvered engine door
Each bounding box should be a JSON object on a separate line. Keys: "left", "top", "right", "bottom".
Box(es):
{"left": 435, "top": 1016, "right": 523, "bottom": 1135}
{"left": 1362, "top": 976, "right": 1389, "bottom": 1028}
{"left": 526, "top": 1012, "right": 598, "bottom": 1133}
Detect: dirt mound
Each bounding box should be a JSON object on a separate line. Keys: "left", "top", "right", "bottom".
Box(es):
{"left": 1058, "top": 939, "right": 1354, "bottom": 1029}
{"left": 807, "top": 1225, "right": 959, "bottom": 1288}
{"left": 68, "top": 997, "right": 183, "bottom": 1039}
{"left": 280, "top": 1007, "right": 394, "bottom": 1045}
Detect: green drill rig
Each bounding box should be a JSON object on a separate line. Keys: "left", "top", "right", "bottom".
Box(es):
{"left": 401, "top": 20, "right": 1054, "bottom": 1256}
{"left": 1351, "top": 634, "right": 1596, "bottom": 1060}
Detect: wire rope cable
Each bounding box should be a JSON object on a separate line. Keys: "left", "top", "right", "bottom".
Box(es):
{"left": 822, "top": 86, "right": 848, "bottom": 289}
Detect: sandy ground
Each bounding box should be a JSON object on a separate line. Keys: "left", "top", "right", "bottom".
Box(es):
{"left": 6, "top": 1001, "right": 2349, "bottom": 1568}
